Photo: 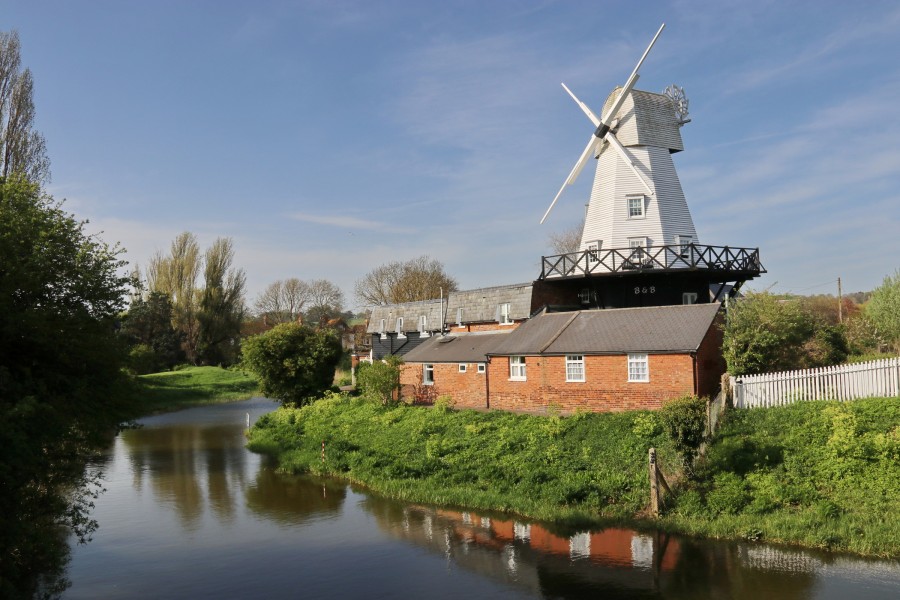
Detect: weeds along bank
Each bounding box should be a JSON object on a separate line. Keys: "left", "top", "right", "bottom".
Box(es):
{"left": 663, "top": 396, "right": 900, "bottom": 558}
{"left": 249, "top": 394, "right": 900, "bottom": 558}
{"left": 248, "top": 394, "right": 681, "bottom": 523}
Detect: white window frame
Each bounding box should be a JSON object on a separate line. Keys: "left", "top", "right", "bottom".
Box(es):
{"left": 565, "top": 355, "right": 585, "bottom": 382}
{"left": 396, "top": 317, "right": 405, "bottom": 338}
{"left": 477, "top": 363, "right": 486, "bottom": 374}
{"left": 458, "top": 363, "right": 467, "bottom": 373}
{"left": 683, "top": 292, "right": 698, "bottom": 305}
{"left": 587, "top": 240, "right": 601, "bottom": 263}
{"left": 627, "top": 195, "right": 646, "bottom": 219}
{"left": 456, "top": 307, "right": 463, "bottom": 326}
{"left": 499, "top": 302, "right": 513, "bottom": 325}
{"left": 509, "top": 356, "right": 526, "bottom": 381}
{"left": 675, "top": 235, "right": 693, "bottom": 260}
{"left": 628, "top": 237, "right": 648, "bottom": 264}
{"left": 423, "top": 363, "right": 434, "bottom": 385}
{"left": 419, "top": 315, "right": 429, "bottom": 337}
{"left": 627, "top": 353, "right": 649, "bottom": 383}
{"left": 379, "top": 318, "right": 386, "bottom": 339}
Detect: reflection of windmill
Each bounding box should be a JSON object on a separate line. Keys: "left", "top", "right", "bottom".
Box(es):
{"left": 537, "top": 24, "right": 764, "bottom": 308}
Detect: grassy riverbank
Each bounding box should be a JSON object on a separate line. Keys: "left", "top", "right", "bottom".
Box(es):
{"left": 248, "top": 393, "right": 900, "bottom": 558}
{"left": 662, "top": 396, "right": 900, "bottom": 557}
{"left": 134, "top": 366, "right": 259, "bottom": 413}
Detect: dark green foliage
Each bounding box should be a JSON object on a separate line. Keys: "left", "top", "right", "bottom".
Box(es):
{"left": 357, "top": 355, "right": 403, "bottom": 405}
{"left": 248, "top": 399, "right": 677, "bottom": 523}
{"left": 0, "top": 176, "right": 133, "bottom": 596}
{"left": 241, "top": 323, "right": 342, "bottom": 404}
{"left": 659, "top": 395, "right": 707, "bottom": 472}
{"left": 668, "top": 397, "right": 900, "bottom": 556}
{"left": 723, "top": 292, "right": 850, "bottom": 375}
{"left": 120, "top": 291, "right": 183, "bottom": 371}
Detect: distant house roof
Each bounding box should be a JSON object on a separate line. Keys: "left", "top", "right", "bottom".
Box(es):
{"left": 445, "top": 282, "right": 533, "bottom": 325}
{"left": 366, "top": 299, "right": 446, "bottom": 334}
{"left": 489, "top": 303, "right": 721, "bottom": 356}
{"left": 403, "top": 331, "right": 513, "bottom": 364}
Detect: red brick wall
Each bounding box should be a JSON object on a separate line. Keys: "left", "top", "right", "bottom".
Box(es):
{"left": 399, "top": 362, "right": 488, "bottom": 409}
{"left": 487, "top": 353, "right": 697, "bottom": 413}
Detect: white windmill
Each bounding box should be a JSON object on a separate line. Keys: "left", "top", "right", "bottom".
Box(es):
{"left": 541, "top": 24, "right": 698, "bottom": 267}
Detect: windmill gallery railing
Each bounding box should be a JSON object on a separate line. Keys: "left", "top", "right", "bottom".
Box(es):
{"left": 540, "top": 244, "right": 764, "bottom": 279}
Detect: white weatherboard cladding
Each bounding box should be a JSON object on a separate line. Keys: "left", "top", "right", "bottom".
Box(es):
{"left": 579, "top": 87, "right": 698, "bottom": 257}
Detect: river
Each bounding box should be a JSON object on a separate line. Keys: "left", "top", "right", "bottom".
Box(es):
{"left": 63, "top": 398, "right": 900, "bottom": 599}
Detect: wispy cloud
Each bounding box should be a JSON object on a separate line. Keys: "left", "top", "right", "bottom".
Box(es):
{"left": 289, "top": 211, "right": 413, "bottom": 234}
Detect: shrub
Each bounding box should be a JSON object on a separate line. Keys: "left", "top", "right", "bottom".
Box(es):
{"left": 357, "top": 355, "right": 402, "bottom": 405}
{"left": 241, "top": 322, "right": 342, "bottom": 404}
{"left": 706, "top": 472, "right": 749, "bottom": 515}
{"left": 659, "top": 395, "right": 707, "bottom": 473}
{"left": 128, "top": 344, "right": 160, "bottom": 375}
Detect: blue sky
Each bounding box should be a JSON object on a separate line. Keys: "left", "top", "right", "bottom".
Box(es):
{"left": 5, "top": 0, "right": 900, "bottom": 309}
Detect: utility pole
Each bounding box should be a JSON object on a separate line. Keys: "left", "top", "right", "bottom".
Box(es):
{"left": 837, "top": 277, "right": 843, "bottom": 324}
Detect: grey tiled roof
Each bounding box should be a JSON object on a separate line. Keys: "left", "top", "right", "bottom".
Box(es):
{"left": 445, "top": 283, "right": 533, "bottom": 325}
{"left": 366, "top": 299, "right": 446, "bottom": 334}
{"left": 489, "top": 303, "right": 721, "bottom": 356}
{"left": 403, "top": 331, "right": 513, "bottom": 364}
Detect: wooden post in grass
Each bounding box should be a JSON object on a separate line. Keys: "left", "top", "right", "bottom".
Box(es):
{"left": 649, "top": 448, "right": 672, "bottom": 517}
{"left": 322, "top": 440, "right": 325, "bottom": 464}
{"left": 649, "top": 448, "right": 659, "bottom": 516}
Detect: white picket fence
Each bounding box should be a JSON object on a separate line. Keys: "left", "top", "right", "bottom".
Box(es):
{"left": 731, "top": 357, "right": 900, "bottom": 409}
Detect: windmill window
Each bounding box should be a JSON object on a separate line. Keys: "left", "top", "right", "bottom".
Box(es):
{"left": 628, "top": 237, "right": 647, "bottom": 263}
{"left": 509, "top": 356, "right": 526, "bottom": 381}
{"left": 423, "top": 363, "right": 434, "bottom": 385}
{"left": 676, "top": 235, "right": 693, "bottom": 259}
{"left": 627, "top": 195, "right": 645, "bottom": 219}
{"left": 498, "top": 302, "right": 513, "bottom": 325}
{"left": 566, "top": 355, "right": 585, "bottom": 382}
{"left": 587, "top": 240, "right": 601, "bottom": 263}
{"left": 628, "top": 353, "right": 649, "bottom": 382}
{"left": 396, "top": 317, "right": 405, "bottom": 338}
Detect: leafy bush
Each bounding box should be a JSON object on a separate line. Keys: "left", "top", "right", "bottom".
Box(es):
{"left": 241, "top": 323, "right": 342, "bottom": 404}
{"left": 128, "top": 343, "right": 160, "bottom": 375}
{"left": 706, "top": 472, "right": 749, "bottom": 515}
{"left": 659, "top": 395, "right": 707, "bottom": 472}
{"left": 357, "top": 355, "right": 402, "bottom": 405}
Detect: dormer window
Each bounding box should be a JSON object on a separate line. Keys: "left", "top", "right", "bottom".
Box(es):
{"left": 627, "top": 195, "right": 645, "bottom": 219}
{"left": 379, "top": 318, "right": 386, "bottom": 339}
{"left": 396, "top": 317, "right": 405, "bottom": 338}
{"left": 419, "top": 315, "right": 429, "bottom": 337}
{"left": 456, "top": 307, "right": 462, "bottom": 326}
{"left": 498, "top": 302, "right": 512, "bottom": 325}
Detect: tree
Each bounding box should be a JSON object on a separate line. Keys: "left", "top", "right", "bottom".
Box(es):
{"left": 120, "top": 291, "right": 184, "bottom": 372}
{"left": 306, "top": 278, "right": 345, "bottom": 325}
{"left": 254, "top": 277, "right": 310, "bottom": 323}
{"left": 0, "top": 176, "right": 130, "bottom": 595}
{"left": 357, "top": 355, "right": 403, "bottom": 405}
{"left": 0, "top": 30, "right": 50, "bottom": 184}
{"left": 866, "top": 269, "right": 900, "bottom": 352}
{"left": 146, "top": 232, "right": 246, "bottom": 365}
{"left": 547, "top": 218, "right": 584, "bottom": 255}
{"left": 723, "top": 291, "right": 847, "bottom": 376}
{"left": 354, "top": 255, "right": 458, "bottom": 306}
{"left": 147, "top": 232, "right": 201, "bottom": 361}
{"left": 241, "top": 322, "right": 342, "bottom": 404}
{"left": 197, "top": 237, "right": 246, "bottom": 365}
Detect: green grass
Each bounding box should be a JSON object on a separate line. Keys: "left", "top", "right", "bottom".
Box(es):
{"left": 134, "top": 366, "right": 259, "bottom": 413}
{"left": 662, "top": 396, "right": 900, "bottom": 557}
{"left": 248, "top": 393, "right": 679, "bottom": 527}
{"left": 248, "top": 392, "right": 900, "bottom": 558}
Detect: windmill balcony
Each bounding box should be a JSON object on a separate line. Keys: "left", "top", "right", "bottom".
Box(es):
{"left": 540, "top": 243, "right": 764, "bottom": 280}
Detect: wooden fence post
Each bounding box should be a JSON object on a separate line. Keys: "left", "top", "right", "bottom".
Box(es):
{"left": 649, "top": 448, "right": 659, "bottom": 517}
